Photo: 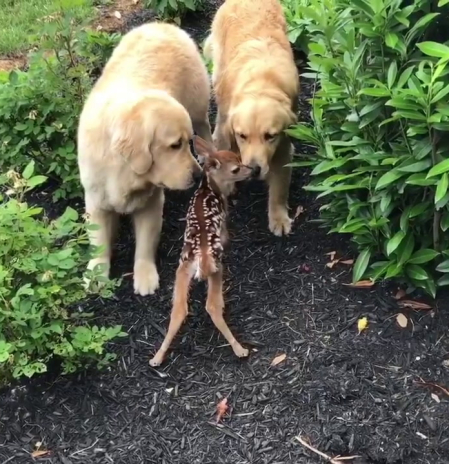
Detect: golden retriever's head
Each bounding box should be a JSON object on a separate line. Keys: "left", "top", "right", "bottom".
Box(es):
{"left": 226, "top": 96, "right": 296, "bottom": 178}
{"left": 111, "top": 93, "right": 201, "bottom": 190}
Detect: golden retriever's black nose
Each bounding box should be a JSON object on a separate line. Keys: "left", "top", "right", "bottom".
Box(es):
{"left": 251, "top": 166, "right": 261, "bottom": 178}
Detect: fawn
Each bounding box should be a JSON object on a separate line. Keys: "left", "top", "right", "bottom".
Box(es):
{"left": 150, "top": 136, "right": 253, "bottom": 366}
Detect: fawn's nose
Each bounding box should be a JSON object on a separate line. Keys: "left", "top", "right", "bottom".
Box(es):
{"left": 251, "top": 165, "right": 261, "bottom": 178}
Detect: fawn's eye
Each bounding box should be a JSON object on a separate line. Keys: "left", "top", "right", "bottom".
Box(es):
{"left": 170, "top": 139, "right": 182, "bottom": 150}
{"left": 231, "top": 167, "right": 240, "bottom": 174}
{"left": 237, "top": 133, "right": 247, "bottom": 140}
{"left": 264, "top": 133, "right": 278, "bottom": 142}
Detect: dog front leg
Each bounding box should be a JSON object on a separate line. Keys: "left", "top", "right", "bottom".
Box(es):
{"left": 193, "top": 118, "right": 214, "bottom": 146}
{"left": 267, "top": 138, "right": 293, "bottom": 236}
{"left": 84, "top": 207, "right": 118, "bottom": 289}
{"left": 132, "top": 188, "right": 164, "bottom": 296}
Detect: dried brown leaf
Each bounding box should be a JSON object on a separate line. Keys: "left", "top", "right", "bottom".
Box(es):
{"left": 340, "top": 259, "right": 354, "bottom": 265}
{"left": 325, "top": 251, "right": 337, "bottom": 260}
{"left": 416, "top": 381, "right": 449, "bottom": 398}
{"left": 397, "top": 300, "right": 432, "bottom": 310}
{"left": 326, "top": 259, "right": 340, "bottom": 269}
{"left": 396, "top": 313, "right": 408, "bottom": 328}
{"left": 32, "top": 450, "right": 50, "bottom": 458}
{"left": 271, "top": 353, "right": 287, "bottom": 366}
{"left": 216, "top": 398, "right": 228, "bottom": 423}
{"left": 294, "top": 205, "right": 305, "bottom": 219}
{"left": 343, "top": 279, "right": 374, "bottom": 288}
{"left": 393, "top": 289, "right": 406, "bottom": 300}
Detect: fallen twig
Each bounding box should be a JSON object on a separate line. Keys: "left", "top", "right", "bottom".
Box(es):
{"left": 296, "top": 435, "right": 360, "bottom": 463}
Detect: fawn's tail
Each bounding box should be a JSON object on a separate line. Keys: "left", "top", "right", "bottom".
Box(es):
{"left": 195, "top": 251, "right": 217, "bottom": 280}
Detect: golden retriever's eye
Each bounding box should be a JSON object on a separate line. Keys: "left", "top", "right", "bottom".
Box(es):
{"left": 265, "top": 133, "right": 278, "bottom": 142}
{"left": 170, "top": 139, "right": 182, "bottom": 150}
{"left": 231, "top": 167, "right": 240, "bottom": 174}
{"left": 237, "top": 133, "right": 247, "bottom": 140}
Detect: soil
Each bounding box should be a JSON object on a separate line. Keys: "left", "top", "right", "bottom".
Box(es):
{"left": 2, "top": 2, "right": 449, "bottom": 464}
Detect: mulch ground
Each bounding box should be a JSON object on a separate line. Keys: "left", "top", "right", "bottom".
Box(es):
{"left": 2, "top": 2, "right": 449, "bottom": 464}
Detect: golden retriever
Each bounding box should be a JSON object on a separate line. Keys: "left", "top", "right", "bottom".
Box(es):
{"left": 204, "top": 0, "right": 299, "bottom": 235}
{"left": 78, "top": 22, "right": 212, "bottom": 296}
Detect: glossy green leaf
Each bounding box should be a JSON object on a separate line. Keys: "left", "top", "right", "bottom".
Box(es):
{"left": 435, "top": 173, "right": 449, "bottom": 204}
{"left": 427, "top": 160, "right": 449, "bottom": 178}
{"left": 375, "top": 170, "right": 404, "bottom": 190}
{"left": 353, "top": 248, "right": 371, "bottom": 283}
{"left": 397, "top": 160, "right": 431, "bottom": 173}
{"left": 408, "top": 249, "right": 439, "bottom": 264}
{"left": 406, "top": 264, "right": 429, "bottom": 280}
{"left": 417, "top": 41, "right": 449, "bottom": 58}
{"left": 386, "top": 231, "right": 405, "bottom": 256}
{"left": 436, "top": 259, "right": 449, "bottom": 273}
{"left": 437, "top": 274, "right": 449, "bottom": 286}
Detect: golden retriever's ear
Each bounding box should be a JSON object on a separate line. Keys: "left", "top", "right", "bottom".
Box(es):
{"left": 287, "top": 108, "right": 298, "bottom": 127}
{"left": 220, "top": 113, "right": 238, "bottom": 152}
{"left": 111, "top": 115, "right": 153, "bottom": 175}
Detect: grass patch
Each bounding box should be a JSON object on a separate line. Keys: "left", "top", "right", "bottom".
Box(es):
{"left": 0, "top": 0, "right": 96, "bottom": 55}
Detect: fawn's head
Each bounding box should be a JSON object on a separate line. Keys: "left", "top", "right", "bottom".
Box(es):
{"left": 193, "top": 136, "right": 253, "bottom": 194}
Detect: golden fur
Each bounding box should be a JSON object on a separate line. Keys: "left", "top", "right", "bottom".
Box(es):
{"left": 204, "top": 0, "right": 300, "bottom": 235}
{"left": 78, "top": 22, "right": 212, "bottom": 296}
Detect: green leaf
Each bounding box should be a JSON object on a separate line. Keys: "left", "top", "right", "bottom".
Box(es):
{"left": 397, "top": 66, "right": 415, "bottom": 88}
{"left": 22, "top": 160, "right": 35, "bottom": 180}
{"left": 387, "top": 231, "right": 406, "bottom": 256}
{"left": 437, "top": 274, "right": 449, "bottom": 286}
{"left": 406, "top": 264, "right": 429, "bottom": 280}
{"left": 397, "top": 233, "right": 415, "bottom": 266}
{"left": 359, "top": 88, "right": 390, "bottom": 97}
{"left": 353, "top": 248, "right": 371, "bottom": 283}
{"left": 26, "top": 175, "right": 47, "bottom": 189}
{"left": 439, "top": 0, "right": 449, "bottom": 6}
{"left": 436, "top": 259, "right": 449, "bottom": 272}
{"left": 431, "top": 84, "right": 449, "bottom": 104}
{"left": 435, "top": 173, "right": 449, "bottom": 203}
{"left": 408, "top": 249, "right": 439, "bottom": 264}
{"left": 397, "top": 160, "right": 431, "bottom": 173}
{"left": 375, "top": 170, "right": 404, "bottom": 190}
{"left": 385, "top": 32, "right": 398, "bottom": 49}
{"left": 417, "top": 41, "right": 449, "bottom": 58}
{"left": 427, "top": 159, "right": 449, "bottom": 178}
{"left": 441, "top": 213, "right": 449, "bottom": 232}
{"left": 387, "top": 61, "right": 398, "bottom": 89}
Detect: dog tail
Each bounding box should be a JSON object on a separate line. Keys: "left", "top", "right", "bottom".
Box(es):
{"left": 203, "top": 35, "right": 213, "bottom": 61}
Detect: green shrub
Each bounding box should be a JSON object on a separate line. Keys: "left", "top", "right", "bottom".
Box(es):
{"left": 145, "top": 0, "right": 204, "bottom": 23}
{"left": 288, "top": 0, "right": 449, "bottom": 297}
{"left": 281, "top": 0, "right": 314, "bottom": 53}
{"left": 0, "top": 9, "right": 120, "bottom": 201}
{"left": 0, "top": 161, "right": 125, "bottom": 385}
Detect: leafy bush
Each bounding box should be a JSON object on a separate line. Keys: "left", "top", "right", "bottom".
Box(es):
{"left": 281, "top": 0, "right": 313, "bottom": 52}
{"left": 288, "top": 0, "right": 449, "bottom": 297}
{"left": 0, "top": 162, "right": 125, "bottom": 385}
{"left": 145, "top": 0, "right": 204, "bottom": 23}
{"left": 0, "top": 9, "right": 120, "bottom": 201}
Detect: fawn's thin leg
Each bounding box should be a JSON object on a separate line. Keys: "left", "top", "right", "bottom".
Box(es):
{"left": 206, "top": 264, "right": 249, "bottom": 358}
{"left": 150, "top": 262, "right": 192, "bottom": 366}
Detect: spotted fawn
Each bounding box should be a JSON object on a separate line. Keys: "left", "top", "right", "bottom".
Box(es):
{"left": 150, "top": 136, "right": 253, "bottom": 366}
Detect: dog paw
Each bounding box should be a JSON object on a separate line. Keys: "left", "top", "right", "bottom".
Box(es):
{"left": 232, "top": 343, "right": 249, "bottom": 358}
{"left": 134, "top": 259, "right": 159, "bottom": 296}
{"left": 269, "top": 209, "right": 292, "bottom": 236}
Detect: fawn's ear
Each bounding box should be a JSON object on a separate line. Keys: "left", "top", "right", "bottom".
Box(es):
{"left": 193, "top": 135, "right": 216, "bottom": 161}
